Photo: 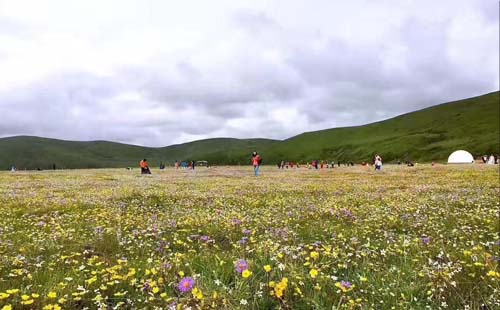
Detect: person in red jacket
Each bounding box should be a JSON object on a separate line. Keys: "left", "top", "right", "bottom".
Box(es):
{"left": 140, "top": 159, "right": 151, "bottom": 174}
{"left": 252, "top": 152, "right": 262, "bottom": 176}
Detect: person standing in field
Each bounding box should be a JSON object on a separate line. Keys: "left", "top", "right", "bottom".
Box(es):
{"left": 140, "top": 158, "right": 152, "bottom": 174}
{"left": 252, "top": 152, "right": 262, "bottom": 177}
{"left": 374, "top": 154, "right": 382, "bottom": 171}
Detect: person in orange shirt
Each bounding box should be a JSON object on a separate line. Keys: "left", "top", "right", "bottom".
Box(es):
{"left": 140, "top": 158, "right": 151, "bottom": 174}
{"left": 252, "top": 152, "right": 262, "bottom": 176}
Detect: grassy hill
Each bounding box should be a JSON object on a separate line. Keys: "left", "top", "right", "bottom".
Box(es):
{"left": 0, "top": 136, "right": 277, "bottom": 169}
{"left": 261, "top": 91, "right": 499, "bottom": 164}
{"left": 0, "top": 91, "right": 498, "bottom": 169}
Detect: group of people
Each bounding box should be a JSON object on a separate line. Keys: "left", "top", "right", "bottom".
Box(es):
{"left": 481, "top": 154, "right": 498, "bottom": 164}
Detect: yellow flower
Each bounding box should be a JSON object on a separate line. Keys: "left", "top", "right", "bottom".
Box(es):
{"left": 178, "top": 271, "right": 185, "bottom": 277}
{"left": 264, "top": 265, "right": 272, "bottom": 272}
{"left": 160, "top": 292, "right": 167, "bottom": 298}
{"left": 310, "top": 251, "right": 319, "bottom": 260}
{"left": 242, "top": 269, "right": 252, "bottom": 278}
{"left": 268, "top": 281, "right": 276, "bottom": 288}
{"left": 487, "top": 270, "right": 500, "bottom": 278}
{"left": 6, "top": 289, "right": 19, "bottom": 295}
{"left": 152, "top": 287, "right": 160, "bottom": 294}
{"left": 21, "top": 299, "right": 34, "bottom": 305}
{"left": 192, "top": 287, "right": 203, "bottom": 300}
{"left": 21, "top": 294, "right": 30, "bottom": 300}
{"left": 274, "top": 278, "right": 288, "bottom": 299}
{"left": 0, "top": 293, "right": 10, "bottom": 300}
{"left": 47, "top": 291, "right": 57, "bottom": 299}
{"left": 309, "top": 269, "right": 319, "bottom": 278}
{"left": 2, "top": 305, "right": 12, "bottom": 310}
{"left": 360, "top": 276, "right": 368, "bottom": 282}
{"left": 32, "top": 293, "right": 40, "bottom": 298}
{"left": 58, "top": 297, "right": 67, "bottom": 304}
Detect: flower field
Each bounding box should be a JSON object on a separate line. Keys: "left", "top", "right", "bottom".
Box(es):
{"left": 0, "top": 165, "right": 498, "bottom": 309}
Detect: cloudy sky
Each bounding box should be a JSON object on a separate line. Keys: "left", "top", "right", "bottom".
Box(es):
{"left": 0, "top": 0, "right": 498, "bottom": 146}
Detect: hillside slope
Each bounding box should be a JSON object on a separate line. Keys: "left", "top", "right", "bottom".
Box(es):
{"left": 262, "top": 91, "right": 499, "bottom": 163}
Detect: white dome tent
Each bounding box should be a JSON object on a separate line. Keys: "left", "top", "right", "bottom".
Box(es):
{"left": 447, "top": 150, "right": 474, "bottom": 164}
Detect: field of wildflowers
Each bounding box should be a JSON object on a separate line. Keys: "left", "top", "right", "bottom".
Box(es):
{"left": 0, "top": 165, "right": 498, "bottom": 309}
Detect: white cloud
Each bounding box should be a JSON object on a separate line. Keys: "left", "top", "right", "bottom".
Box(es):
{"left": 0, "top": 0, "right": 498, "bottom": 146}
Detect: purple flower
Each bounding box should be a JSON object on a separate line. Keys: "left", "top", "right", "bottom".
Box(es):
{"left": 422, "top": 236, "right": 431, "bottom": 245}
{"left": 239, "top": 237, "right": 249, "bottom": 245}
{"left": 200, "top": 235, "right": 210, "bottom": 242}
{"left": 235, "top": 259, "right": 248, "bottom": 273}
{"left": 242, "top": 229, "right": 252, "bottom": 235}
{"left": 340, "top": 280, "right": 352, "bottom": 289}
{"left": 178, "top": 277, "right": 195, "bottom": 293}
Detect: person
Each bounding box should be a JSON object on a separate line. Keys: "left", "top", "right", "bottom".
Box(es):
{"left": 252, "top": 152, "right": 261, "bottom": 176}
{"left": 374, "top": 154, "right": 382, "bottom": 171}
{"left": 175, "top": 160, "right": 179, "bottom": 169}
{"left": 159, "top": 162, "right": 165, "bottom": 170}
{"left": 488, "top": 154, "right": 495, "bottom": 165}
{"left": 482, "top": 155, "right": 488, "bottom": 163}
{"left": 140, "top": 159, "right": 151, "bottom": 174}
{"left": 191, "top": 160, "right": 195, "bottom": 170}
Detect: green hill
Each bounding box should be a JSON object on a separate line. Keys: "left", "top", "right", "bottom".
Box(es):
{"left": 262, "top": 91, "right": 499, "bottom": 164}
{"left": 0, "top": 91, "right": 498, "bottom": 169}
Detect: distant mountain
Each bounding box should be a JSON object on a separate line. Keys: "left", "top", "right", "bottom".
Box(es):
{"left": 0, "top": 91, "right": 498, "bottom": 169}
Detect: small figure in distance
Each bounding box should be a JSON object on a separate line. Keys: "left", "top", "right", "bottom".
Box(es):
{"left": 374, "top": 154, "right": 382, "bottom": 171}
{"left": 252, "top": 152, "right": 262, "bottom": 177}
{"left": 140, "top": 158, "right": 152, "bottom": 175}
{"left": 487, "top": 154, "right": 496, "bottom": 165}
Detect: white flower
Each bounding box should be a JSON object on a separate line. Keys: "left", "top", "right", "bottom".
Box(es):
{"left": 214, "top": 279, "right": 221, "bottom": 286}
{"left": 278, "top": 263, "right": 285, "bottom": 271}
{"left": 240, "top": 299, "right": 248, "bottom": 305}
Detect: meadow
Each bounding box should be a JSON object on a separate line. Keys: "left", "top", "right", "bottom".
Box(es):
{"left": 0, "top": 165, "right": 498, "bottom": 309}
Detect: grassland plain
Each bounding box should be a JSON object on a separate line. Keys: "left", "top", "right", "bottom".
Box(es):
{"left": 0, "top": 165, "right": 498, "bottom": 310}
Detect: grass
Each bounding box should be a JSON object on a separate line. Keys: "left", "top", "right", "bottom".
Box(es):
{"left": 0, "top": 164, "right": 498, "bottom": 309}
{"left": 1, "top": 91, "right": 499, "bottom": 169}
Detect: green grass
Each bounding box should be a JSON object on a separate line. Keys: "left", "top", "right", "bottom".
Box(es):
{"left": 0, "top": 91, "right": 498, "bottom": 169}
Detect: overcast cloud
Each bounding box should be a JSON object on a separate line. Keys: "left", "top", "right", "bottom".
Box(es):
{"left": 0, "top": 0, "right": 498, "bottom": 146}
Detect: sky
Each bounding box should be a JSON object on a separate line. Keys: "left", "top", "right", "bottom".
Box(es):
{"left": 0, "top": 0, "right": 498, "bottom": 147}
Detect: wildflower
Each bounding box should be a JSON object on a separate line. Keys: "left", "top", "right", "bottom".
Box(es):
{"left": 235, "top": 259, "right": 248, "bottom": 273}
{"left": 309, "top": 269, "right": 319, "bottom": 278}
{"left": 6, "top": 289, "right": 18, "bottom": 295}
{"left": 0, "top": 293, "right": 9, "bottom": 299}
{"left": 335, "top": 281, "right": 354, "bottom": 292}
{"left": 21, "top": 299, "right": 34, "bottom": 305}
{"left": 421, "top": 236, "right": 431, "bottom": 245}
{"left": 264, "top": 265, "right": 272, "bottom": 272}
{"left": 242, "top": 269, "right": 252, "bottom": 278}
{"left": 47, "top": 291, "right": 57, "bottom": 299}
{"left": 274, "top": 278, "right": 288, "bottom": 298}
{"left": 178, "top": 277, "right": 195, "bottom": 293}
{"left": 240, "top": 299, "right": 248, "bottom": 305}
{"left": 2, "top": 305, "right": 12, "bottom": 310}
{"left": 192, "top": 287, "right": 203, "bottom": 300}
{"left": 310, "top": 251, "right": 319, "bottom": 260}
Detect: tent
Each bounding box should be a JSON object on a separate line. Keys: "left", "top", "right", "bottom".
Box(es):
{"left": 447, "top": 150, "right": 474, "bottom": 164}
